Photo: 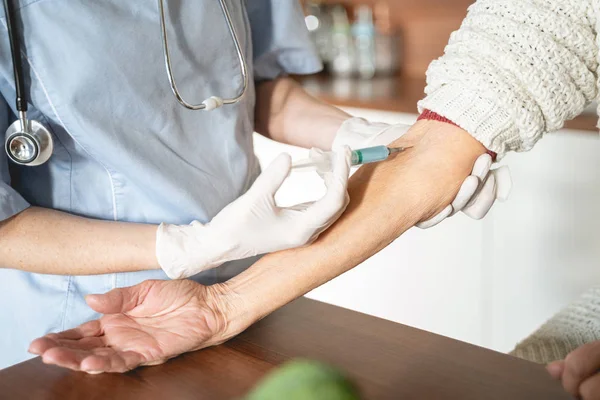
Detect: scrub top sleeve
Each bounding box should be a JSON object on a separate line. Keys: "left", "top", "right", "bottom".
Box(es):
{"left": 0, "top": 100, "right": 30, "bottom": 222}
{"left": 247, "top": 0, "right": 323, "bottom": 81}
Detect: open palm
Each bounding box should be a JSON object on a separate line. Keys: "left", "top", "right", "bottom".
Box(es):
{"left": 28, "top": 280, "right": 227, "bottom": 373}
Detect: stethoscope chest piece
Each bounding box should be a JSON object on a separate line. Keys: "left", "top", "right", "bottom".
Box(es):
{"left": 2, "top": 0, "right": 54, "bottom": 167}
{"left": 2, "top": 0, "right": 249, "bottom": 166}
{"left": 5, "top": 119, "right": 53, "bottom": 166}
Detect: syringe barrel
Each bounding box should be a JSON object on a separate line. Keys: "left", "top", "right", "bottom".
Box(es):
{"left": 351, "top": 145, "right": 390, "bottom": 165}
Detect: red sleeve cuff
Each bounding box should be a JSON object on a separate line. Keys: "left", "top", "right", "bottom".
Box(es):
{"left": 417, "top": 109, "right": 497, "bottom": 161}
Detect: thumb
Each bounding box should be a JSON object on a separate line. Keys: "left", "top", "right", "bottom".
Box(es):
{"left": 250, "top": 153, "right": 292, "bottom": 196}
{"left": 85, "top": 284, "right": 148, "bottom": 315}
{"left": 323, "top": 146, "right": 351, "bottom": 189}
{"left": 309, "top": 147, "right": 333, "bottom": 177}
{"left": 309, "top": 147, "right": 351, "bottom": 221}
{"left": 547, "top": 360, "right": 565, "bottom": 380}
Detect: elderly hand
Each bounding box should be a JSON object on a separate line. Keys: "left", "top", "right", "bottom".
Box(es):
{"left": 547, "top": 341, "right": 600, "bottom": 399}
{"left": 28, "top": 280, "right": 239, "bottom": 373}
{"left": 156, "top": 149, "right": 351, "bottom": 279}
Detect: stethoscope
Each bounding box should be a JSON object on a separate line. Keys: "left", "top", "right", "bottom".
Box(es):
{"left": 2, "top": 0, "right": 249, "bottom": 166}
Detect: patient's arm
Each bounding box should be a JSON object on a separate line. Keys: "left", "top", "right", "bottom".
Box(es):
{"left": 28, "top": 119, "right": 487, "bottom": 372}
{"left": 223, "top": 119, "right": 486, "bottom": 333}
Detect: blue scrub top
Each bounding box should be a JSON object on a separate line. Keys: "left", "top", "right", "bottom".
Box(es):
{"left": 0, "top": 0, "right": 322, "bottom": 368}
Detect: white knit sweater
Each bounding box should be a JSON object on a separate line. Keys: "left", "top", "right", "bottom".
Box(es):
{"left": 418, "top": 0, "right": 599, "bottom": 158}
{"left": 419, "top": 0, "right": 600, "bottom": 364}
{"left": 510, "top": 286, "right": 600, "bottom": 364}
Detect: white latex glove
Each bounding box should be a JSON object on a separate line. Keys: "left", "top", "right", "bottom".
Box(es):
{"left": 416, "top": 154, "right": 512, "bottom": 228}
{"left": 156, "top": 150, "right": 352, "bottom": 279}
{"left": 332, "top": 117, "right": 410, "bottom": 150}
{"left": 332, "top": 117, "right": 512, "bottom": 228}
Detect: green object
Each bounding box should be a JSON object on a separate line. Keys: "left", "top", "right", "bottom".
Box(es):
{"left": 245, "top": 359, "right": 361, "bottom": 400}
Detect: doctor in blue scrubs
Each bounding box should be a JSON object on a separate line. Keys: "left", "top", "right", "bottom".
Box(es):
{"left": 0, "top": 0, "right": 491, "bottom": 371}
{"left": 0, "top": 0, "right": 366, "bottom": 368}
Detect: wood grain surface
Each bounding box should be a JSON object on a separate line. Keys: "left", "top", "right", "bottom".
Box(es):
{"left": 0, "top": 297, "right": 571, "bottom": 400}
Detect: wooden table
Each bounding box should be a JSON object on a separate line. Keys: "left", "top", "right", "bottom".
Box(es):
{"left": 0, "top": 298, "right": 570, "bottom": 400}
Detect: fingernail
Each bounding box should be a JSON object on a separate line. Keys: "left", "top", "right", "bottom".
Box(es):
{"left": 85, "top": 370, "right": 103, "bottom": 375}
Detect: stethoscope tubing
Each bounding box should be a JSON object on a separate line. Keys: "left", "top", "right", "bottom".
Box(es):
{"left": 3, "top": 0, "right": 27, "bottom": 114}
{"left": 157, "top": 0, "right": 249, "bottom": 110}
{"left": 4, "top": 0, "right": 250, "bottom": 165}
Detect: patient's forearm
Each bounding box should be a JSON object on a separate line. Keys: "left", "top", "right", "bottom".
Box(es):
{"left": 224, "top": 120, "right": 486, "bottom": 332}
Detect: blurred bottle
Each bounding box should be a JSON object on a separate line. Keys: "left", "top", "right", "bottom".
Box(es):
{"left": 304, "top": 2, "right": 399, "bottom": 79}
{"left": 373, "top": 2, "right": 400, "bottom": 76}
{"left": 304, "top": 2, "right": 333, "bottom": 65}
{"left": 352, "top": 5, "right": 377, "bottom": 79}
{"left": 329, "top": 5, "right": 356, "bottom": 78}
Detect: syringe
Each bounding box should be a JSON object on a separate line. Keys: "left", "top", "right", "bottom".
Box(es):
{"left": 292, "top": 145, "right": 409, "bottom": 172}
{"left": 349, "top": 145, "right": 406, "bottom": 165}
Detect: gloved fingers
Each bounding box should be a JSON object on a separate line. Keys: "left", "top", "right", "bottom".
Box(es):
{"left": 492, "top": 166, "right": 512, "bottom": 201}
{"left": 302, "top": 193, "right": 350, "bottom": 244}
{"left": 416, "top": 204, "right": 453, "bottom": 229}
{"left": 417, "top": 153, "right": 494, "bottom": 228}
{"left": 308, "top": 147, "right": 351, "bottom": 223}
{"left": 322, "top": 146, "right": 352, "bottom": 189}
{"left": 308, "top": 147, "right": 326, "bottom": 159}
{"left": 308, "top": 147, "right": 333, "bottom": 176}
{"left": 363, "top": 123, "right": 411, "bottom": 147}
{"left": 249, "top": 153, "right": 292, "bottom": 197}
{"left": 449, "top": 175, "right": 480, "bottom": 216}
{"left": 460, "top": 153, "right": 494, "bottom": 211}
{"left": 471, "top": 153, "right": 492, "bottom": 180}
{"left": 462, "top": 173, "right": 496, "bottom": 220}
{"left": 446, "top": 153, "right": 490, "bottom": 217}
{"left": 285, "top": 201, "right": 316, "bottom": 212}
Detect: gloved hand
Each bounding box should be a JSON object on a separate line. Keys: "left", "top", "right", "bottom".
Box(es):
{"left": 416, "top": 154, "right": 512, "bottom": 228}
{"left": 332, "top": 117, "right": 410, "bottom": 150}
{"left": 156, "top": 149, "right": 352, "bottom": 279}
{"left": 332, "top": 117, "right": 512, "bottom": 228}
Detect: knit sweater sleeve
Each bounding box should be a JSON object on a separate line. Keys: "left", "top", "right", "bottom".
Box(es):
{"left": 510, "top": 286, "right": 600, "bottom": 364}
{"left": 417, "top": 0, "right": 598, "bottom": 158}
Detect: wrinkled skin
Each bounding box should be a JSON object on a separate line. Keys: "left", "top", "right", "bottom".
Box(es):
{"left": 547, "top": 341, "right": 600, "bottom": 400}
{"left": 28, "top": 280, "right": 231, "bottom": 373}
